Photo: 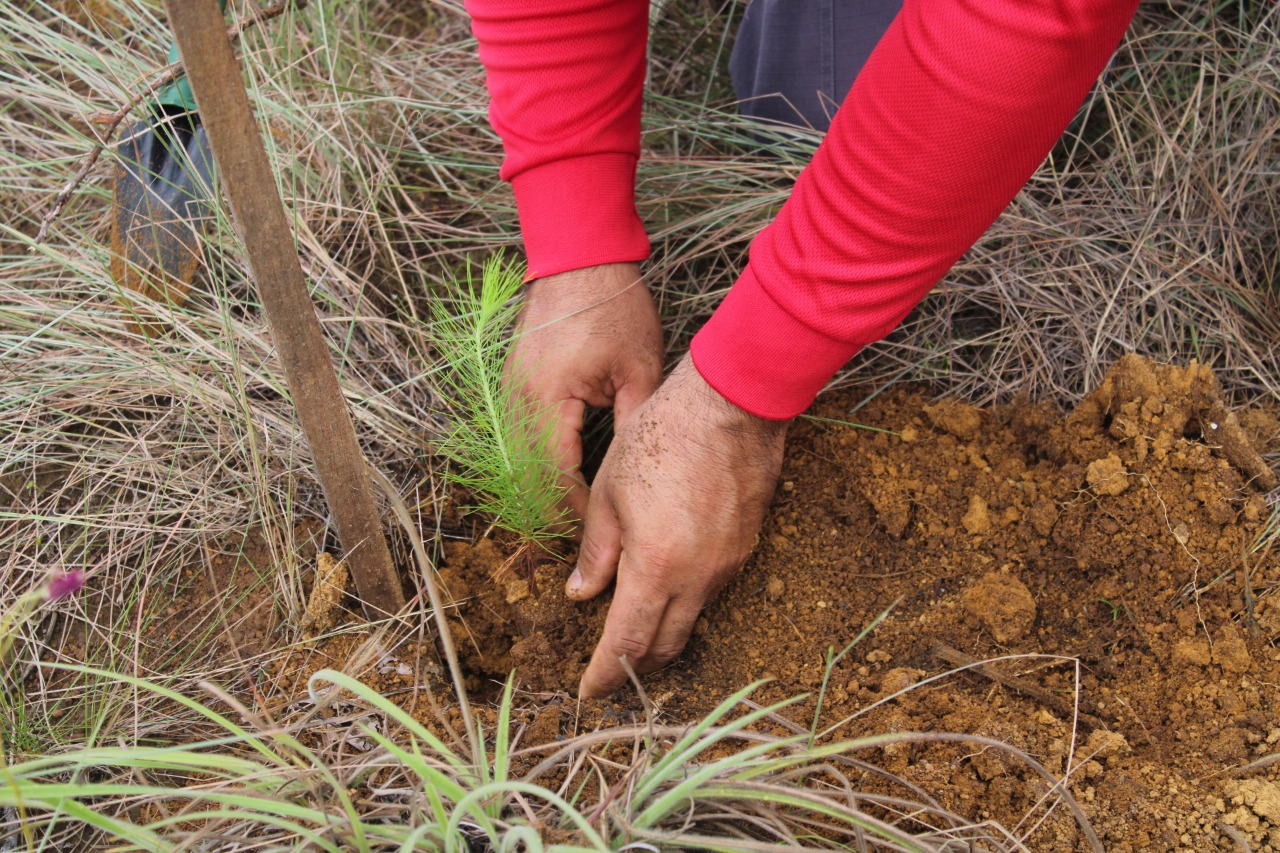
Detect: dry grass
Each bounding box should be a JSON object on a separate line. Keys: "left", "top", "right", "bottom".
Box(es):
{"left": 900, "top": 3, "right": 1280, "bottom": 405}
{"left": 0, "top": 0, "right": 1277, "bottom": 849}
{"left": 638, "top": 2, "right": 1280, "bottom": 407}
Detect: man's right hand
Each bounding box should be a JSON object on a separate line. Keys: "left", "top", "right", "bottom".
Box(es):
{"left": 507, "top": 262, "right": 664, "bottom": 527}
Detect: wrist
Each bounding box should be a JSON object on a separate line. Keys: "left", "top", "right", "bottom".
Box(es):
{"left": 524, "top": 262, "right": 648, "bottom": 317}
{"left": 671, "top": 354, "right": 790, "bottom": 441}
{"left": 528, "top": 261, "right": 642, "bottom": 292}
{"left": 690, "top": 265, "right": 858, "bottom": 420}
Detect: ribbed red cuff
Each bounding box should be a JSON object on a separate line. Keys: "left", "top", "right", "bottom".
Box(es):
{"left": 510, "top": 153, "right": 650, "bottom": 280}
{"left": 690, "top": 265, "right": 861, "bottom": 421}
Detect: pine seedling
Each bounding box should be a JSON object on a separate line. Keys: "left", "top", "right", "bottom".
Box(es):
{"left": 431, "top": 255, "right": 569, "bottom": 595}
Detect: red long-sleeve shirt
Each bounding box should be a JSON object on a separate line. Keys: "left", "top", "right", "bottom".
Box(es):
{"left": 468, "top": 0, "right": 1138, "bottom": 420}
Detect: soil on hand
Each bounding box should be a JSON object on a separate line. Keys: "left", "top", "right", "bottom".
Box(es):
{"left": 214, "top": 355, "right": 1280, "bottom": 850}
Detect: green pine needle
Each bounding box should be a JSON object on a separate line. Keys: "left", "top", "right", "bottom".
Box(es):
{"left": 431, "top": 255, "right": 568, "bottom": 546}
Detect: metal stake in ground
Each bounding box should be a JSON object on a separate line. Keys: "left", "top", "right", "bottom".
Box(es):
{"left": 164, "top": 0, "right": 405, "bottom": 619}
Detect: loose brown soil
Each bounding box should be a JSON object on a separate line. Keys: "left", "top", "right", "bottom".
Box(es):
{"left": 177, "top": 356, "right": 1280, "bottom": 850}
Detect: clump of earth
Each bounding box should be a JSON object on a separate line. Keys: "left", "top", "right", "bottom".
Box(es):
{"left": 256, "top": 355, "right": 1280, "bottom": 850}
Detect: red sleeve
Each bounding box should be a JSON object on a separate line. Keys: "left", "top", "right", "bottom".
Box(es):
{"left": 691, "top": 0, "right": 1139, "bottom": 419}
{"left": 470, "top": 0, "right": 1138, "bottom": 419}
{"left": 467, "top": 0, "right": 651, "bottom": 280}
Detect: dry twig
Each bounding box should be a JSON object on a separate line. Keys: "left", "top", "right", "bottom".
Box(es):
{"left": 931, "top": 643, "right": 1106, "bottom": 730}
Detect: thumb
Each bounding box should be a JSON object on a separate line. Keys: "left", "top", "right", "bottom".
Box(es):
{"left": 567, "top": 484, "right": 621, "bottom": 601}
{"left": 550, "top": 398, "right": 589, "bottom": 526}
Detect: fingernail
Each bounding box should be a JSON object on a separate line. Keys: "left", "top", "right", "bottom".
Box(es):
{"left": 565, "top": 568, "right": 583, "bottom": 597}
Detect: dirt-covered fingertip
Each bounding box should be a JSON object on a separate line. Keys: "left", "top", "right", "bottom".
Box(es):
{"left": 564, "top": 567, "right": 586, "bottom": 599}
{"left": 564, "top": 558, "right": 611, "bottom": 600}
{"left": 577, "top": 659, "right": 626, "bottom": 700}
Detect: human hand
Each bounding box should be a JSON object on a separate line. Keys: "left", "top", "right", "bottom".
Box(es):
{"left": 568, "top": 354, "right": 789, "bottom": 698}
{"left": 507, "top": 262, "right": 663, "bottom": 526}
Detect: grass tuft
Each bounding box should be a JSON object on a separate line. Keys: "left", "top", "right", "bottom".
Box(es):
{"left": 3, "top": 663, "right": 1095, "bottom": 851}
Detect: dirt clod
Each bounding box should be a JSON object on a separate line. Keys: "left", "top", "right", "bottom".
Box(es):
{"left": 960, "top": 571, "right": 1037, "bottom": 643}
{"left": 1229, "top": 780, "right": 1280, "bottom": 824}
{"left": 1213, "top": 624, "right": 1254, "bottom": 673}
{"left": 504, "top": 577, "right": 530, "bottom": 605}
{"left": 300, "top": 552, "right": 348, "bottom": 639}
{"left": 1086, "top": 453, "right": 1130, "bottom": 495}
{"left": 924, "top": 399, "right": 983, "bottom": 440}
{"left": 1082, "top": 729, "right": 1130, "bottom": 761}
{"left": 962, "top": 494, "right": 993, "bottom": 535}
{"left": 1064, "top": 353, "right": 1277, "bottom": 490}
{"left": 1171, "top": 638, "right": 1212, "bottom": 668}
{"left": 879, "top": 666, "right": 925, "bottom": 697}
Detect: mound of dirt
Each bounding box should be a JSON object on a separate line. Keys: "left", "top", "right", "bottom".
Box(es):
{"left": 226, "top": 355, "right": 1280, "bottom": 848}
{"left": 425, "top": 354, "right": 1280, "bottom": 850}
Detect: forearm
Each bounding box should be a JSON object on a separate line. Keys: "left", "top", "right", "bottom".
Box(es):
{"left": 467, "top": 0, "right": 651, "bottom": 279}
{"left": 692, "top": 0, "right": 1140, "bottom": 420}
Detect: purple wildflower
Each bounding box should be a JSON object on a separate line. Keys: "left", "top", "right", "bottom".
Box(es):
{"left": 46, "top": 569, "right": 85, "bottom": 601}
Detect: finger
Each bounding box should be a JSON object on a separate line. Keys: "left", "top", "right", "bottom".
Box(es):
{"left": 566, "top": 480, "right": 621, "bottom": 601}
{"left": 549, "top": 398, "right": 589, "bottom": 526}
{"left": 612, "top": 372, "right": 661, "bottom": 429}
{"left": 503, "top": 343, "right": 589, "bottom": 527}
{"left": 578, "top": 559, "right": 669, "bottom": 698}
{"left": 637, "top": 597, "right": 703, "bottom": 674}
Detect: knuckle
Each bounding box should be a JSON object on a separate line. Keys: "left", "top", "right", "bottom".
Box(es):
{"left": 577, "top": 536, "right": 614, "bottom": 571}
{"left": 630, "top": 548, "right": 691, "bottom": 587}
{"left": 646, "top": 640, "right": 688, "bottom": 666}
{"left": 607, "top": 634, "right": 651, "bottom": 663}
{"left": 634, "top": 545, "right": 679, "bottom": 575}
{"left": 625, "top": 549, "right": 741, "bottom": 600}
